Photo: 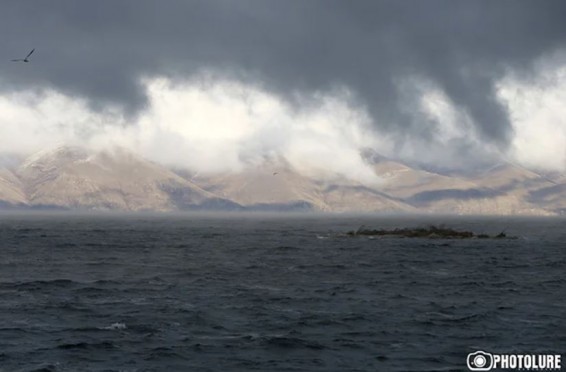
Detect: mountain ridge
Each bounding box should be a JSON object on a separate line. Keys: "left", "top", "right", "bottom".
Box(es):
{"left": 0, "top": 146, "right": 562, "bottom": 215}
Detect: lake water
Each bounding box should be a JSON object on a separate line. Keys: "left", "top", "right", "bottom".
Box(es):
{"left": 0, "top": 214, "right": 564, "bottom": 371}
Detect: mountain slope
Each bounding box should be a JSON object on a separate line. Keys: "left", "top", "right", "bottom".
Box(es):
{"left": 320, "top": 183, "right": 416, "bottom": 213}
{"left": 365, "top": 151, "right": 555, "bottom": 215}
{"left": 193, "top": 161, "right": 327, "bottom": 210}
{"left": 0, "top": 168, "right": 27, "bottom": 207}
{"left": 15, "top": 146, "right": 226, "bottom": 211}
{"left": 189, "top": 156, "right": 415, "bottom": 213}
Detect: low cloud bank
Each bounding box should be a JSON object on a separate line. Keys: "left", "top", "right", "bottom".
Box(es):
{"left": 0, "top": 61, "right": 565, "bottom": 178}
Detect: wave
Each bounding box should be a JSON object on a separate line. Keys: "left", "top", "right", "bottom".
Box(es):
{"left": 260, "top": 336, "right": 326, "bottom": 350}
{"left": 57, "top": 341, "right": 115, "bottom": 350}
{"left": 0, "top": 279, "right": 80, "bottom": 291}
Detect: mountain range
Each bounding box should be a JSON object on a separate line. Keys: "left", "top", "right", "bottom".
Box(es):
{"left": 0, "top": 146, "right": 563, "bottom": 215}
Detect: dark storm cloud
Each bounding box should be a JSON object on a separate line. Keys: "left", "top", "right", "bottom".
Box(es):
{"left": 1, "top": 0, "right": 566, "bottom": 144}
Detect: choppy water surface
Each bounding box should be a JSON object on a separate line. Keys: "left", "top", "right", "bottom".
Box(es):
{"left": 0, "top": 214, "right": 564, "bottom": 371}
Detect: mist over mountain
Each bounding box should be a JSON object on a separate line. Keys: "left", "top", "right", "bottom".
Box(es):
{"left": 1, "top": 2, "right": 566, "bottom": 183}
{"left": 0, "top": 146, "right": 562, "bottom": 215}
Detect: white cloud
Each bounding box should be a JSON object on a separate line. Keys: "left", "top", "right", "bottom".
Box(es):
{"left": 0, "top": 77, "right": 383, "bottom": 184}
{"left": 0, "top": 89, "right": 124, "bottom": 153}
{"left": 393, "top": 76, "right": 500, "bottom": 169}
{"left": 496, "top": 56, "right": 566, "bottom": 172}
{"left": 3, "top": 63, "right": 564, "bottom": 180}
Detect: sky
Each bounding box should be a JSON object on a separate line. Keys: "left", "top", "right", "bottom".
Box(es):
{"left": 1, "top": 0, "right": 565, "bottom": 180}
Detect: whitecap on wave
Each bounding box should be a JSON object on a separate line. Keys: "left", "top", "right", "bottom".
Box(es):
{"left": 101, "top": 322, "right": 127, "bottom": 330}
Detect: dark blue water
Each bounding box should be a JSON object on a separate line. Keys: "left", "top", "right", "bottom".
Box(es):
{"left": 0, "top": 214, "right": 564, "bottom": 371}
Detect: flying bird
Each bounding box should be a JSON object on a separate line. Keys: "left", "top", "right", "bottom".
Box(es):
{"left": 11, "top": 48, "right": 35, "bottom": 63}
{"left": 273, "top": 172, "right": 278, "bottom": 176}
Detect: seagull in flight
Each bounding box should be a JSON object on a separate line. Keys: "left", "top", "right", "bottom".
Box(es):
{"left": 11, "top": 48, "right": 35, "bottom": 63}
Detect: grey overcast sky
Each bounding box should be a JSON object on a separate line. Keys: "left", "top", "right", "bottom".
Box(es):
{"left": 1, "top": 1, "right": 566, "bottom": 173}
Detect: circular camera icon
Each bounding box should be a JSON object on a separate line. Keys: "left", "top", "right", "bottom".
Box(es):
{"left": 467, "top": 351, "right": 493, "bottom": 371}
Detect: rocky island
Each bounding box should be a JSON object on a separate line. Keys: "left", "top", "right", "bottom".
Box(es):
{"left": 346, "top": 225, "right": 515, "bottom": 239}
